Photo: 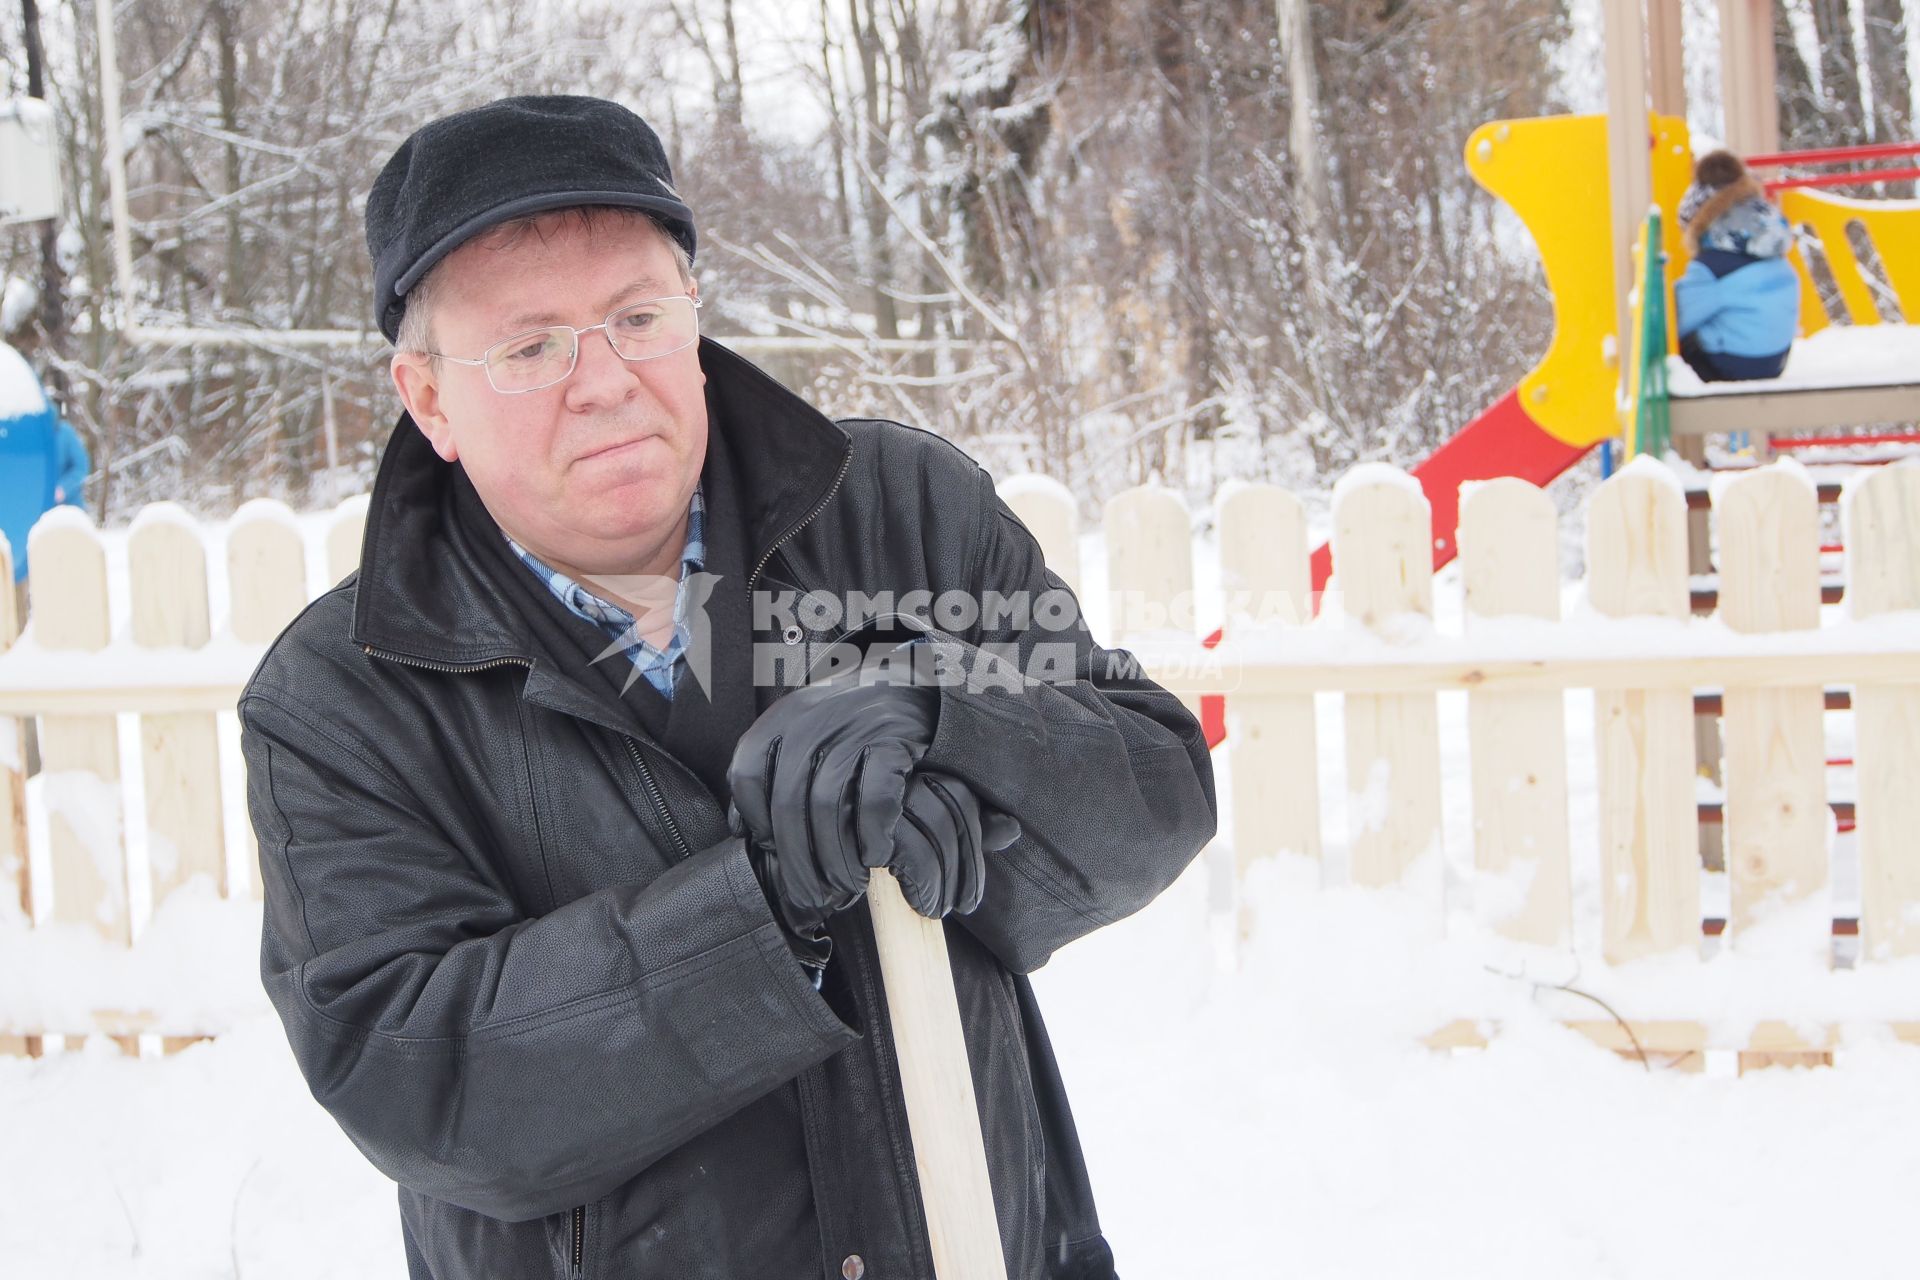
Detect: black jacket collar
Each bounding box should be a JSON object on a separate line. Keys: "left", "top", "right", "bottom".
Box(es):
{"left": 349, "top": 337, "right": 851, "bottom": 666}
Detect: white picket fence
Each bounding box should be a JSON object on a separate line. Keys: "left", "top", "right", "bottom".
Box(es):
{"left": 4, "top": 459, "right": 1920, "bottom": 1061}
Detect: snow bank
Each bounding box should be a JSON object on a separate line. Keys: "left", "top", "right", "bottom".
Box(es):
{"left": 0, "top": 877, "right": 268, "bottom": 1034}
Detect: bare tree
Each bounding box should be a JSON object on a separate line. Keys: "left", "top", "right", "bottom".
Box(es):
{"left": 1861, "top": 0, "right": 1912, "bottom": 144}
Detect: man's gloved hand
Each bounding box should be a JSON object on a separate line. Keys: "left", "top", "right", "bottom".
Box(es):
{"left": 889, "top": 771, "right": 1022, "bottom": 919}
{"left": 726, "top": 667, "right": 939, "bottom": 936}
{"left": 736, "top": 767, "right": 1024, "bottom": 933}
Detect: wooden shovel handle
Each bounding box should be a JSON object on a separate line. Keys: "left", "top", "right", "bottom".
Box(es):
{"left": 865, "top": 867, "right": 1011, "bottom": 1280}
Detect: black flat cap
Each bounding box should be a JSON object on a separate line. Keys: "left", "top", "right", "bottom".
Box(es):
{"left": 364, "top": 95, "right": 697, "bottom": 342}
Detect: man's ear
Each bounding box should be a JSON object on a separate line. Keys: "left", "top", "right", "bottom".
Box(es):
{"left": 689, "top": 279, "right": 707, "bottom": 387}
{"left": 391, "top": 353, "right": 459, "bottom": 462}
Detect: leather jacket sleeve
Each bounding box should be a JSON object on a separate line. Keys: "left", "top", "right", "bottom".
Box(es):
{"left": 239, "top": 685, "right": 859, "bottom": 1224}
{"left": 913, "top": 468, "right": 1219, "bottom": 974}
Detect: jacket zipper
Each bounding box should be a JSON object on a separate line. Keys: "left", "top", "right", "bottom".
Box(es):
{"left": 570, "top": 1204, "right": 585, "bottom": 1276}
{"left": 621, "top": 736, "right": 693, "bottom": 860}
{"left": 359, "top": 646, "right": 532, "bottom": 677}
{"left": 745, "top": 447, "right": 852, "bottom": 599}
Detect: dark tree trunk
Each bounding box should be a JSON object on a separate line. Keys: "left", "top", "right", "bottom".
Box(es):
{"left": 18, "top": 0, "right": 70, "bottom": 405}
{"left": 1775, "top": 1, "right": 1826, "bottom": 148}
{"left": 1861, "top": 0, "right": 1912, "bottom": 143}
{"left": 1808, "top": 0, "right": 1870, "bottom": 144}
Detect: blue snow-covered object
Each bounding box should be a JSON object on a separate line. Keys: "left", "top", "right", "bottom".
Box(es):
{"left": 0, "top": 341, "right": 59, "bottom": 582}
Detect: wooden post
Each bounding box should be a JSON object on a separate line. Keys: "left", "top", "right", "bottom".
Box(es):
{"left": 1331, "top": 469, "right": 1442, "bottom": 897}
{"left": 1716, "top": 0, "right": 1781, "bottom": 157}
{"left": 1587, "top": 464, "right": 1701, "bottom": 962}
{"left": 1217, "top": 483, "right": 1321, "bottom": 900}
{"left": 1459, "top": 479, "right": 1572, "bottom": 947}
{"left": 1646, "top": 0, "right": 1687, "bottom": 119}
{"left": 1847, "top": 466, "right": 1920, "bottom": 961}
{"left": 866, "top": 870, "right": 1010, "bottom": 1280}
{"left": 1603, "top": 0, "right": 1654, "bottom": 378}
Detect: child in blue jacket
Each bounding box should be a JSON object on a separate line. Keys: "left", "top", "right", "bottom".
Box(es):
{"left": 1674, "top": 150, "right": 1800, "bottom": 381}
{"left": 0, "top": 341, "right": 87, "bottom": 584}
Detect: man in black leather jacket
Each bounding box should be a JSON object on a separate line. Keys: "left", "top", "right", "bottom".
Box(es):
{"left": 240, "top": 95, "right": 1216, "bottom": 1280}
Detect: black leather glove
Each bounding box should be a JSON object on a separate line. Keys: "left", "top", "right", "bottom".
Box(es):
{"left": 727, "top": 667, "right": 940, "bottom": 936}
{"left": 889, "top": 771, "right": 1022, "bottom": 919}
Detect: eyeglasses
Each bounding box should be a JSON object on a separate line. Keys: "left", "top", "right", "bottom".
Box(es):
{"left": 424, "top": 294, "right": 702, "bottom": 394}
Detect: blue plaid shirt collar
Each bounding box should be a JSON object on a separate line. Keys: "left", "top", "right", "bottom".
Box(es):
{"left": 503, "top": 483, "right": 707, "bottom": 700}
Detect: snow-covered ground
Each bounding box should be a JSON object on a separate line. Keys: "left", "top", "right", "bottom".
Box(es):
{"left": 7, "top": 487, "right": 1920, "bottom": 1276}
{"left": 9, "top": 852, "right": 1920, "bottom": 1277}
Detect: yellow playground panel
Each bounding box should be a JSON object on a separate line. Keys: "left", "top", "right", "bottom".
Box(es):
{"left": 1468, "top": 111, "right": 1920, "bottom": 451}
{"left": 1778, "top": 188, "right": 1920, "bottom": 335}
{"left": 1464, "top": 112, "right": 1694, "bottom": 449}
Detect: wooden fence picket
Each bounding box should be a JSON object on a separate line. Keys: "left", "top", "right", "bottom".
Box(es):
{"left": 326, "top": 495, "right": 369, "bottom": 590}
{"left": 1586, "top": 464, "right": 1700, "bottom": 962}
{"left": 1331, "top": 469, "right": 1442, "bottom": 895}
{"left": 1104, "top": 486, "right": 1199, "bottom": 724}
{"left": 129, "top": 505, "right": 228, "bottom": 906}
{"left": 30, "top": 514, "right": 128, "bottom": 950}
{"left": 998, "top": 477, "right": 1081, "bottom": 595}
{"left": 1845, "top": 464, "right": 1920, "bottom": 960}
{"left": 227, "top": 501, "right": 309, "bottom": 646}
{"left": 227, "top": 502, "right": 310, "bottom": 902}
{"left": 1714, "top": 466, "right": 1828, "bottom": 944}
{"left": 1217, "top": 483, "right": 1320, "bottom": 876}
{"left": 1458, "top": 479, "right": 1571, "bottom": 946}
{"left": 1, "top": 535, "right": 26, "bottom": 907}
{"left": 0, "top": 534, "right": 33, "bottom": 1057}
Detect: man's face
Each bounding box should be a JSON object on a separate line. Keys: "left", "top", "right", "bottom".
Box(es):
{"left": 390, "top": 214, "right": 707, "bottom": 576}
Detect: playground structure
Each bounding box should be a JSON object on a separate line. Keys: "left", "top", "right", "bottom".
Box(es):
{"left": 1301, "top": 0, "right": 1920, "bottom": 597}
{"left": 1192, "top": 2, "right": 1920, "bottom": 846}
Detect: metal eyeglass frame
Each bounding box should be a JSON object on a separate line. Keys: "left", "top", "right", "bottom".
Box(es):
{"left": 422, "top": 294, "right": 703, "bottom": 395}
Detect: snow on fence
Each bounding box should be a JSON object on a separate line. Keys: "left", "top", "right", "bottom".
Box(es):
{"left": 4, "top": 459, "right": 1920, "bottom": 1060}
